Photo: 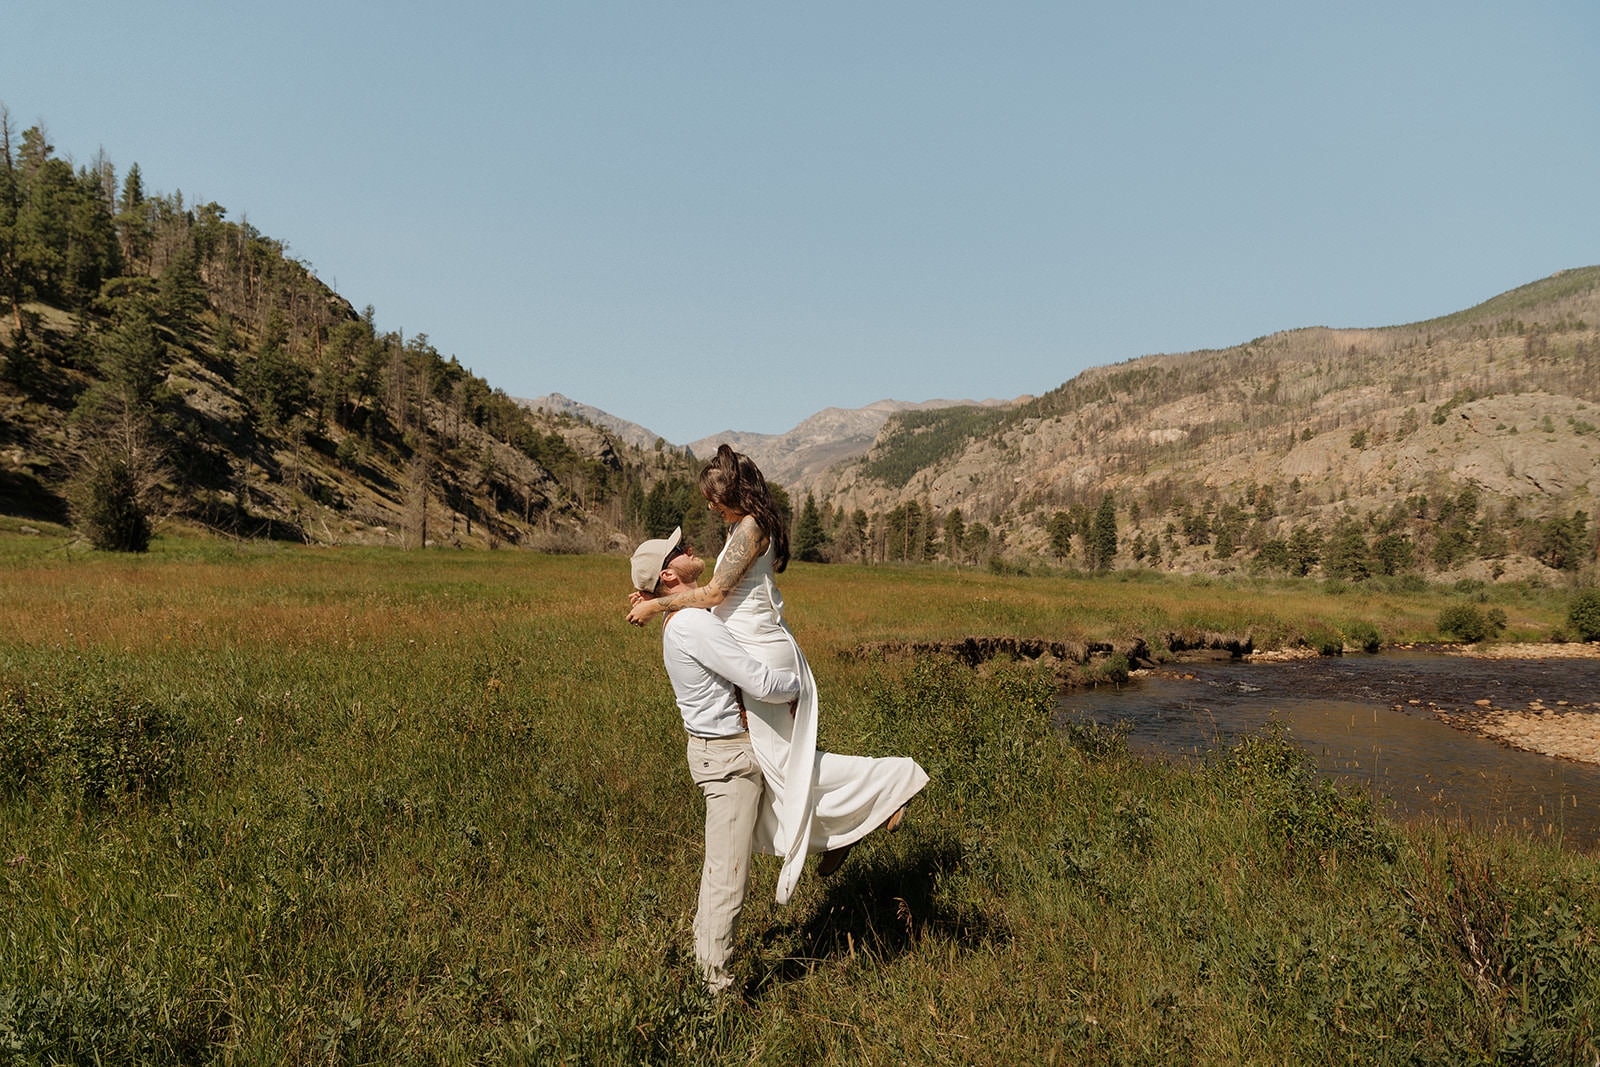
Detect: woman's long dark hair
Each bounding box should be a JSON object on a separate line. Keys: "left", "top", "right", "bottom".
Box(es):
{"left": 699, "top": 444, "right": 789, "bottom": 572}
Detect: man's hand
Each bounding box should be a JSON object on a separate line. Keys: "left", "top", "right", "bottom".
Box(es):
{"left": 626, "top": 593, "right": 657, "bottom": 627}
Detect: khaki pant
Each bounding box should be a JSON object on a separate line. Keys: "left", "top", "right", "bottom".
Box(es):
{"left": 686, "top": 732, "right": 764, "bottom": 993}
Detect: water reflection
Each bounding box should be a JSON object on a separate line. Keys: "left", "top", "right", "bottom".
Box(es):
{"left": 1057, "top": 651, "right": 1600, "bottom": 852}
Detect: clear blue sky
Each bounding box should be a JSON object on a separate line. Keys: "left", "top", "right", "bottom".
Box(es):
{"left": 8, "top": 1, "right": 1598, "bottom": 445}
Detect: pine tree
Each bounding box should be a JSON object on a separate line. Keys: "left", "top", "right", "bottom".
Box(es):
{"left": 1539, "top": 511, "right": 1587, "bottom": 571}
{"left": 242, "top": 310, "right": 311, "bottom": 426}
{"left": 1213, "top": 520, "right": 1235, "bottom": 560}
{"left": 1255, "top": 538, "right": 1290, "bottom": 573}
{"left": 1046, "top": 510, "right": 1073, "bottom": 561}
{"left": 65, "top": 303, "right": 175, "bottom": 551}
{"left": 1286, "top": 526, "right": 1322, "bottom": 576}
{"left": 943, "top": 509, "right": 964, "bottom": 562}
{"left": 116, "top": 161, "right": 152, "bottom": 269}
{"left": 74, "top": 455, "right": 152, "bottom": 552}
{"left": 95, "top": 305, "right": 170, "bottom": 409}
{"left": 794, "top": 492, "right": 828, "bottom": 562}
{"left": 157, "top": 245, "right": 207, "bottom": 345}
{"left": 0, "top": 107, "right": 24, "bottom": 333}
{"left": 1324, "top": 520, "right": 1371, "bottom": 581}
{"left": 1090, "top": 494, "right": 1117, "bottom": 570}
{"left": 964, "top": 522, "right": 991, "bottom": 563}
{"left": 1372, "top": 533, "right": 1414, "bottom": 575}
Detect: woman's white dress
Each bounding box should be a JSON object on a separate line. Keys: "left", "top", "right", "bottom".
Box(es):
{"left": 713, "top": 541, "right": 928, "bottom": 904}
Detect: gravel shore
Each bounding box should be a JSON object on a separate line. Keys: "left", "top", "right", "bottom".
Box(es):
{"left": 1242, "top": 640, "right": 1600, "bottom": 765}
{"left": 1434, "top": 641, "right": 1600, "bottom": 765}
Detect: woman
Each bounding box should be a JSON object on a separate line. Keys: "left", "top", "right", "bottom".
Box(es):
{"left": 628, "top": 445, "right": 926, "bottom": 904}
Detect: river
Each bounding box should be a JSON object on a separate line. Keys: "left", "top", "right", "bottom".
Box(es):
{"left": 1056, "top": 650, "right": 1600, "bottom": 852}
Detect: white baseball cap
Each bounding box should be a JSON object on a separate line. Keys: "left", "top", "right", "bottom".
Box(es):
{"left": 629, "top": 526, "right": 683, "bottom": 592}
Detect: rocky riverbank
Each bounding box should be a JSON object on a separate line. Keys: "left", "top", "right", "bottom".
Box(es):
{"left": 1427, "top": 642, "right": 1600, "bottom": 765}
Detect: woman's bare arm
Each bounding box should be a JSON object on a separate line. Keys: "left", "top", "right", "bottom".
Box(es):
{"left": 626, "top": 516, "right": 768, "bottom": 622}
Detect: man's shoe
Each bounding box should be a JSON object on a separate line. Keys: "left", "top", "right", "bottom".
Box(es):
{"left": 817, "top": 842, "right": 853, "bottom": 877}
{"left": 885, "top": 804, "right": 908, "bottom": 833}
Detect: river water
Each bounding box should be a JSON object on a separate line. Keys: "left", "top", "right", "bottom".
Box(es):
{"left": 1056, "top": 650, "right": 1600, "bottom": 852}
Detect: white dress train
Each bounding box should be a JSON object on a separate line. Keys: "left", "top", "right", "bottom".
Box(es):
{"left": 713, "top": 543, "right": 928, "bottom": 905}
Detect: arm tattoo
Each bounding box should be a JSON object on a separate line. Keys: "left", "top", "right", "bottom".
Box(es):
{"left": 707, "top": 518, "right": 765, "bottom": 596}
{"left": 645, "top": 517, "right": 768, "bottom": 612}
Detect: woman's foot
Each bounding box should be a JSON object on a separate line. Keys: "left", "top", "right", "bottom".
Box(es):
{"left": 820, "top": 805, "right": 909, "bottom": 877}
{"left": 817, "top": 842, "right": 853, "bottom": 877}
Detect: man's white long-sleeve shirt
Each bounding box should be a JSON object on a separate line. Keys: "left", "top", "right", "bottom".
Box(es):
{"left": 662, "top": 608, "right": 801, "bottom": 738}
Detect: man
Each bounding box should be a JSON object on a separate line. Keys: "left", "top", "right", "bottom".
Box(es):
{"left": 629, "top": 526, "right": 799, "bottom": 994}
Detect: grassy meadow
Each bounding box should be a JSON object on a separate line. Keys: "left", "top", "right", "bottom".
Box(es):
{"left": 1, "top": 523, "right": 1597, "bottom": 1064}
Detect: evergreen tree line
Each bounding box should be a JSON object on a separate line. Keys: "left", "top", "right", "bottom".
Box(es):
{"left": 775, "top": 495, "right": 1002, "bottom": 569}
{"left": 764, "top": 479, "right": 1595, "bottom": 582}
{"left": 1081, "top": 482, "right": 1595, "bottom": 579}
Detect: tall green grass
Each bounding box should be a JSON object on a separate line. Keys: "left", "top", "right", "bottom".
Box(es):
{"left": 0, "top": 533, "right": 1594, "bottom": 1063}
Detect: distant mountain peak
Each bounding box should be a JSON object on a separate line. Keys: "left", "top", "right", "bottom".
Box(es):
{"left": 516, "top": 394, "right": 666, "bottom": 451}
{"left": 688, "top": 396, "right": 1021, "bottom": 488}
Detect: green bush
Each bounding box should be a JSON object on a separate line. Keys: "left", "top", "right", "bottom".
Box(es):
{"left": 867, "top": 657, "right": 1057, "bottom": 818}
{"left": 74, "top": 457, "right": 152, "bottom": 552}
{"left": 1568, "top": 589, "right": 1600, "bottom": 642}
{"left": 1212, "top": 724, "right": 1396, "bottom": 866}
{"left": 1343, "top": 620, "right": 1382, "bottom": 653}
{"left": 1437, "top": 604, "right": 1507, "bottom": 643}
{"left": 1058, "top": 716, "right": 1130, "bottom": 763}
{"left": 1084, "top": 652, "right": 1131, "bottom": 685}
{"left": 1302, "top": 625, "right": 1344, "bottom": 656}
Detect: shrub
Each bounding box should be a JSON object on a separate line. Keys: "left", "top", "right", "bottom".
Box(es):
{"left": 867, "top": 658, "right": 1057, "bottom": 817}
{"left": 1569, "top": 589, "right": 1600, "bottom": 642}
{"left": 1344, "top": 620, "right": 1382, "bottom": 653}
{"left": 58, "top": 695, "right": 182, "bottom": 804}
{"left": 1437, "top": 604, "right": 1507, "bottom": 643}
{"left": 73, "top": 457, "right": 152, "bottom": 552}
{"left": 1084, "top": 652, "right": 1131, "bottom": 686}
{"left": 1058, "top": 717, "right": 1130, "bottom": 763}
{"left": 334, "top": 435, "right": 363, "bottom": 468}
{"left": 1303, "top": 625, "right": 1344, "bottom": 656}
{"left": 1212, "top": 724, "right": 1396, "bottom": 866}
{"left": 0, "top": 689, "right": 51, "bottom": 795}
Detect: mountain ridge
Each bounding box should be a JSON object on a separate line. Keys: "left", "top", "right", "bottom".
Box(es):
{"left": 797, "top": 266, "right": 1600, "bottom": 578}
{"left": 687, "top": 395, "right": 1021, "bottom": 487}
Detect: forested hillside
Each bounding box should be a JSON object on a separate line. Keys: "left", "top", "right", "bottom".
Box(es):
{"left": 804, "top": 268, "right": 1600, "bottom": 584}
{"left": 0, "top": 112, "right": 716, "bottom": 552}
